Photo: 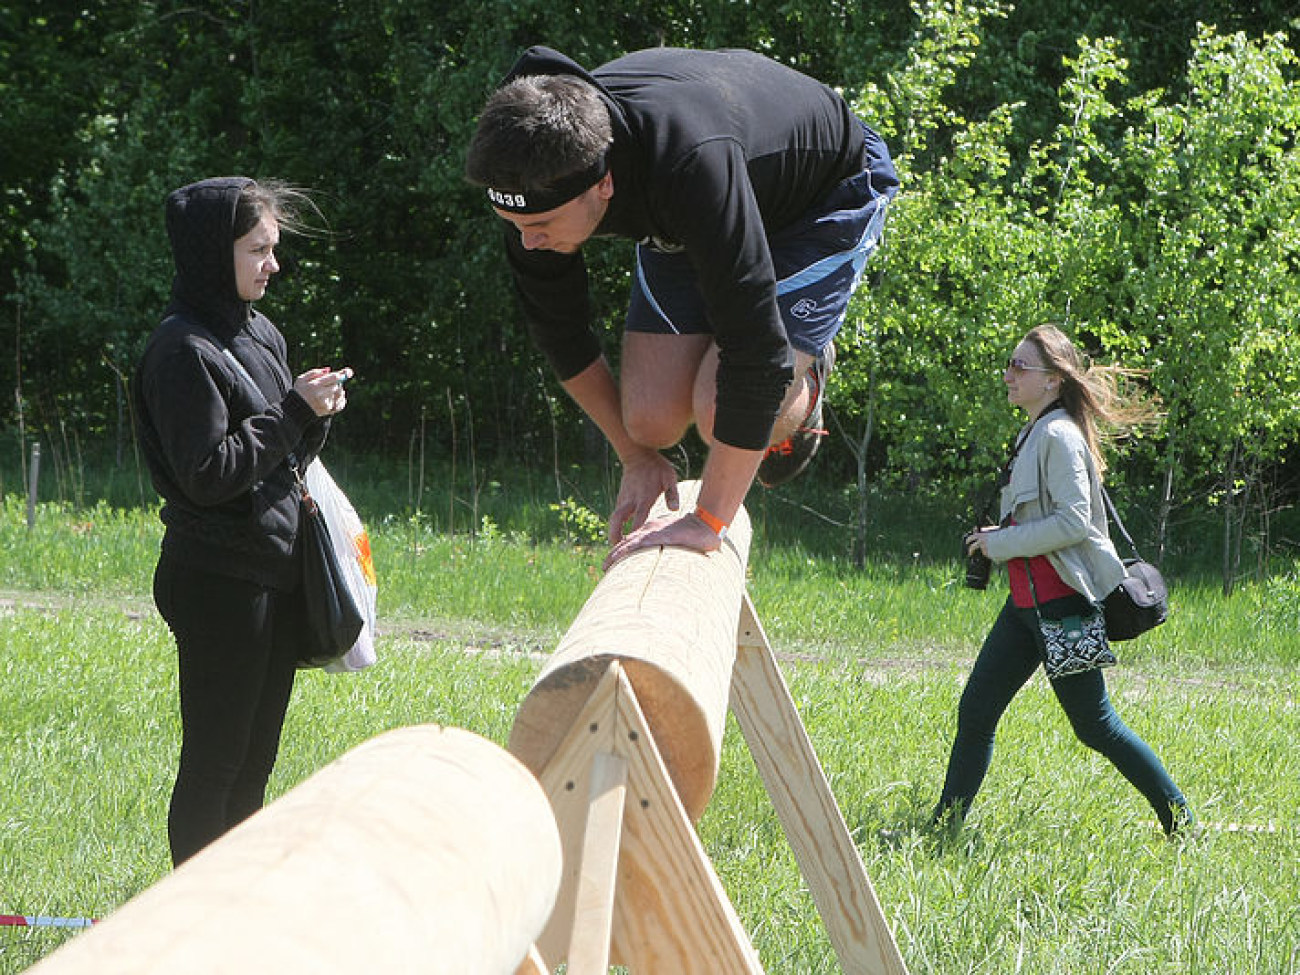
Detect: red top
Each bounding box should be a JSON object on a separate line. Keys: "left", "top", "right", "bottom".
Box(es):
{"left": 1008, "top": 554, "right": 1077, "bottom": 607}
{"left": 1003, "top": 517, "right": 1079, "bottom": 607}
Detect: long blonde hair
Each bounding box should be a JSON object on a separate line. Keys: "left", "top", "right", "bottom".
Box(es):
{"left": 1025, "top": 324, "right": 1162, "bottom": 475}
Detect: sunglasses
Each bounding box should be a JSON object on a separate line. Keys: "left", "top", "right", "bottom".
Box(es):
{"left": 1007, "top": 357, "right": 1052, "bottom": 374}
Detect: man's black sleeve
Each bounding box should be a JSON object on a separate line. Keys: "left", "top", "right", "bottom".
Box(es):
{"left": 504, "top": 225, "right": 603, "bottom": 380}
{"left": 660, "top": 139, "right": 794, "bottom": 450}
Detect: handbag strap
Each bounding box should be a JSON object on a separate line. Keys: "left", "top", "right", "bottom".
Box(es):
{"left": 1100, "top": 485, "right": 1143, "bottom": 562}
{"left": 220, "top": 347, "right": 269, "bottom": 411}
{"left": 975, "top": 402, "right": 1064, "bottom": 524}
{"left": 1022, "top": 558, "right": 1045, "bottom": 620}
{"left": 1023, "top": 556, "right": 1107, "bottom": 624}
{"left": 190, "top": 322, "right": 306, "bottom": 486}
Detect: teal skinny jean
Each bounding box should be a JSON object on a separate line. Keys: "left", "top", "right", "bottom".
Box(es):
{"left": 936, "top": 596, "right": 1190, "bottom": 835}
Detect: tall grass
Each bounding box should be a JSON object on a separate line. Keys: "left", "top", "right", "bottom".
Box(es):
{"left": 2, "top": 462, "right": 1299, "bottom": 973}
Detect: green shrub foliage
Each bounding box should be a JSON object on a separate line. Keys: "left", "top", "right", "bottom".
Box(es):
{"left": 3, "top": 1, "right": 1298, "bottom": 568}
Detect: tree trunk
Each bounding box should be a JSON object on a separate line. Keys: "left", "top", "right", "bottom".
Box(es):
{"left": 1221, "top": 440, "right": 1239, "bottom": 597}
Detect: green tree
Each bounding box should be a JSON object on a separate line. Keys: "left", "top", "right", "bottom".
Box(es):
{"left": 830, "top": 13, "right": 1300, "bottom": 585}
{"left": 1117, "top": 28, "right": 1300, "bottom": 590}
{"left": 5, "top": 0, "right": 1300, "bottom": 579}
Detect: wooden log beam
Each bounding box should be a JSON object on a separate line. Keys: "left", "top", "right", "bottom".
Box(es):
{"left": 31, "top": 726, "right": 562, "bottom": 975}
{"left": 509, "top": 480, "right": 752, "bottom": 822}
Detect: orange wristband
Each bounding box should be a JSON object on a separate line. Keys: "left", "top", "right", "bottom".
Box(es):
{"left": 694, "top": 505, "right": 728, "bottom": 538}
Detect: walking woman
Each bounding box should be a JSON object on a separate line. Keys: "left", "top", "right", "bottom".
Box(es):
{"left": 134, "top": 177, "right": 351, "bottom": 865}
{"left": 934, "top": 324, "right": 1192, "bottom": 836}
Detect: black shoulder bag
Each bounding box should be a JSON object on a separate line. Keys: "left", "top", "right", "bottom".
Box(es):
{"left": 1099, "top": 487, "right": 1169, "bottom": 641}
{"left": 290, "top": 458, "right": 365, "bottom": 668}
{"left": 207, "top": 334, "right": 363, "bottom": 667}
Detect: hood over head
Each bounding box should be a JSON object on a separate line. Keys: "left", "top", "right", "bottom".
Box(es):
{"left": 165, "top": 176, "right": 255, "bottom": 337}
{"left": 505, "top": 45, "right": 602, "bottom": 89}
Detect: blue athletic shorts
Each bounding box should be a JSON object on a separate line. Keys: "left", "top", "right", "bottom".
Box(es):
{"left": 625, "top": 159, "right": 891, "bottom": 356}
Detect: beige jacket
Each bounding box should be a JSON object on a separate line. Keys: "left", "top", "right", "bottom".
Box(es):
{"left": 983, "top": 408, "right": 1126, "bottom": 604}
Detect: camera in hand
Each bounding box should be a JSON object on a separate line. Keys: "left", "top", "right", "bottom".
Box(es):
{"left": 964, "top": 535, "right": 991, "bottom": 590}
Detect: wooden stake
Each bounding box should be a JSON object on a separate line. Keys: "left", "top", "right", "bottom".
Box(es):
{"left": 566, "top": 750, "right": 628, "bottom": 974}
{"left": 731, "top": 594, "right": 910, "bottom": 975}
{"left": 531, "top": 662, "right": 765, "bottom": 974}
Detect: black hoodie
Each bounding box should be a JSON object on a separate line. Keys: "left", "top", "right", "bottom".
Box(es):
{"left": 133, "top": 177, "right": 327, "bottom": 589}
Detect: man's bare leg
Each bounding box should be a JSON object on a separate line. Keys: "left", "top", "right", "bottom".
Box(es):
{"left": 690, "top": 344, "right": 816, "bottom": 447}
{"left": 620, "top": 332, "right": 714, "bottom": 448}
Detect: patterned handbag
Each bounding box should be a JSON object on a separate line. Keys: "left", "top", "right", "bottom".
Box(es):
{"left": 1025, "top": 560, "right": 1117, "bottom": 679}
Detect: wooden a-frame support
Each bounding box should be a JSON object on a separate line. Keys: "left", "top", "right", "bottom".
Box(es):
{"left": 530, "top": 592, "right": 910, "bottom": 975}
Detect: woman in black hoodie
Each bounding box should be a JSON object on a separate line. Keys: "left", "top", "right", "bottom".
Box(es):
{"left": 134, "top": 177, "right": 350, "bottom": 865}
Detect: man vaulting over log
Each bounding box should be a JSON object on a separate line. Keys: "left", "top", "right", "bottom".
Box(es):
{"left": 466, "top": 46, "right": 898, "bottom": 565}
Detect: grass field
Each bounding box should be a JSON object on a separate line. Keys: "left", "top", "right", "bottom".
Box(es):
{"left": 1, "top": 475, "right": 1298, "bottom": 973}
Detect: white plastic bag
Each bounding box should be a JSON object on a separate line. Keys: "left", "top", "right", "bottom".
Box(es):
{"left": 304, "top": 459, "right": 378, "bottom": 672}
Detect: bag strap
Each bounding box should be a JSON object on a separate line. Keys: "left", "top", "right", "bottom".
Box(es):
{"left": 190, "top": 322, "right": 304, "bottom": 483}
{"left": 975, "top": 402, "right": 1065, "bottom": 524}
{"left": 1023, "top": 558, "right": 1045, "bottom": 621}
{"left": 1100, "top": 485, "right": 1143, "bottom": 562}
{"left": 220, "top": 347, "right": 268, "bottom": 411}
{"left": 181, "top": 319, "right": 272, "bottom": 411}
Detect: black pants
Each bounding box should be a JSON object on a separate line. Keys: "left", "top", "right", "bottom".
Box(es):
{"left": 153, "top": 555, "right": 303, "bottom": 865}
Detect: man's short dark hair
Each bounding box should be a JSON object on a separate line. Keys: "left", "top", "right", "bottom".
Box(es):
{"left": 465, "top": 74, "right": 612, "bottom": 193}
